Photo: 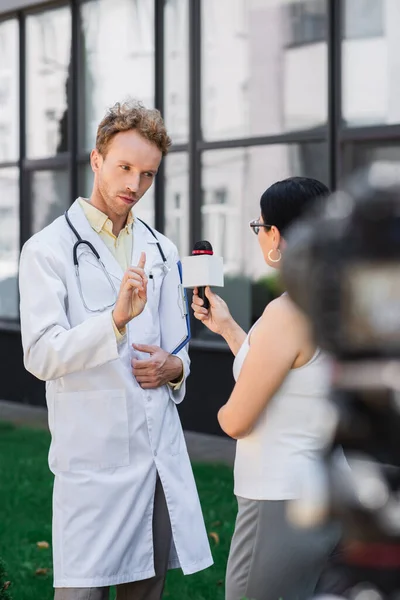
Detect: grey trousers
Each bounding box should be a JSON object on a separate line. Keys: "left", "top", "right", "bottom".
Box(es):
{"left": 54, "top": 475, "right": 172, "bottom": 600}
{"left": 225, "top": 497, "right": 341, "bottom": 600}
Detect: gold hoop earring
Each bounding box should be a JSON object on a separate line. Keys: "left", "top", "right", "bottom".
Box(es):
{"left": 268, "top": 248, "right": 281, "bottom": 263}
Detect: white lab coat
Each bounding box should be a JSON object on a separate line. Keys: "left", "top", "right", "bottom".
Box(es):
{"left": 19, "top": 199, "right": 213, "bottom": 588}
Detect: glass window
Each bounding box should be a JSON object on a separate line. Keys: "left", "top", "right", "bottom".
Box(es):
{"left": 31, "top": 170, "right": 70, "bottom": 234}
{"left": 79, "top": 161, "right": 93, "bottom": 199}
{"left": 80, "top": 0, "right": 155, "bottom": 152}
{"left": 26, "top": 6, "right": 72, "bottom": 159}
{"left": 0, "top": 19, "right": 19, "bottom": 162}
{"left": 164, "top": 0, "right": 189, "bottom": 144}
{"left": 343, "top": 0, "right": 384, "bottom": 40}
{"left": 201, "top": 0, "right": 328, "bottom": 141}
{"left": 164, "top": 152, "right": 189, "bottom": 256}
{"left": 199, "top": 142, "right": 328, "bottom": 339}
{"left": 287, "top": 0, "right": 327, "bottom": 46}
{"left": 0, "top": 167, "right": 19, "bottom": 320}
{"left": 79, "top": 162, "right": 155, "bottom": 228}
{"left": 341, "top": 0, "right": 399, "bottom": 127}
{"left": 343, "top": 142, "right": 400, "bottom": 178}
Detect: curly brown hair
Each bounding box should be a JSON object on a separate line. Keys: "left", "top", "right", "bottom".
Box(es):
{"left": 96, "top": 99, "right": 171, "bottom": 157}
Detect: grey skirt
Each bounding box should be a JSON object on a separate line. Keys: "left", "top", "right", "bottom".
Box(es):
{"left": 225, "top": 497, "right": 341, "bottom": 600}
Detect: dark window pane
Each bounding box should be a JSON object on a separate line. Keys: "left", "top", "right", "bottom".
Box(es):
{"left": 79, "top": 162, "right": 93, "bottom": 199}
{"left": 164, "top": 0, "right": 189, "bottom": 144}
{"left": 0, "top": 19, "right": 19, "bottom": 162}
{"left": 201, "top": 0, "right": 328, "bottom": 140}
{"left": 31, "top": 170, "right": 70, "bottom": 233}
{"left": 80, "top": 0, "right": 155, "bottom": 152}
{"left": 343, "top": 143, "right": 400, "bottom": 178}
{"left": 26, "top": 6, "right": 72, "bottom": 158}
{"left": 287, "top": 0, "right": 327, "bottom": 46}
{"left": 164, "top": 152, "right": 189, "bottom": 256}
{"left": 0, "top": 167, "right": 19, "bottom": 320}
{"left": 199, "top": 142, "right": 328, "bottom": 340}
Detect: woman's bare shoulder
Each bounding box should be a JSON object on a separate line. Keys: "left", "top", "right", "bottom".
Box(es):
{"left": 262, "top": 293, "right": 298, "bottom": 317}
{"left": 260, "top": 293, "right": 310, "bottom": 335}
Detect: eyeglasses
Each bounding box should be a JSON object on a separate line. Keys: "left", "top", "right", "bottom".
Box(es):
{"left": 249, "top": 219, "right": 272, "bottom": 235}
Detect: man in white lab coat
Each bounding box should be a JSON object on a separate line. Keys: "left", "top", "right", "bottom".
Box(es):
{"left": 19, "top": 100, "right": 213, "bottom": 600}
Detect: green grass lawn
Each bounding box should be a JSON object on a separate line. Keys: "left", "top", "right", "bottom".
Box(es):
{"left": 0, "top": 421, "right": 236, "bottom": 600}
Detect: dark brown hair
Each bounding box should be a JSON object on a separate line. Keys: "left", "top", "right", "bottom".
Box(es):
{"left": 96, "top": 99, "right": 171, "bottom": 157}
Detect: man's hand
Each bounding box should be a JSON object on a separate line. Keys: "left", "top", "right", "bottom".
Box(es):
{"left": 132, "top": 344, "right": 183, "bottom": 389}
{"left": 113, "top": 253, "right": 148, "bottom": 331}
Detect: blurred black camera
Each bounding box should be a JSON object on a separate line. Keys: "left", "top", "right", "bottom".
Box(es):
{"left": 282, "top": 163, "right": 400, "bottom": 598}
{"left": 283, "top": 162, "right": 400, "bottom": 363}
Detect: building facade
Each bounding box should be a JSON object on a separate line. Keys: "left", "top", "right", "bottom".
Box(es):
{"left": 0, "top": 0, "right": 399, "bottom": 434}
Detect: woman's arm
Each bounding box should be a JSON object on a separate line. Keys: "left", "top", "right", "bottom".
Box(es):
{"left": 218, "top": 297, "right": 303, "bottom": 439}
{"left": 191, "top": 286, "right": 247, "bottom": 356}
{"left": 220, "top": 318, "right": 247, "bottom": 356}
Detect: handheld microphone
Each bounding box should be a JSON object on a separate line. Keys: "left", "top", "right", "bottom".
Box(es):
{"left": 192, "top": 241, "right": 213, "bottom": 309}
{"left": 182, "top": 241, "right": 224, "bottom": 310}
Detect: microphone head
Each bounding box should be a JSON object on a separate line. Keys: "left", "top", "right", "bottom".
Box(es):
{"left": 192, "top": 240, "right": 214, "bottom": 255}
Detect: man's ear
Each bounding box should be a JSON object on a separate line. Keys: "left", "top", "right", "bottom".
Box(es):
{"left": 90, "top": 148, "right": 102, "bottom": 173}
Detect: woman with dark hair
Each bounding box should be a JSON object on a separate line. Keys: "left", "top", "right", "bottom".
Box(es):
{"left": 192, "top": 177, "right": 341, "bottom": 600}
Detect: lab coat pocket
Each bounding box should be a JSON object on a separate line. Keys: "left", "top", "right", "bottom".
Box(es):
{"left": 54, "top": 389, "right": 129, "bottom": 472}
{"left": 147, "top": 261, "right": 166, "bottom": 306}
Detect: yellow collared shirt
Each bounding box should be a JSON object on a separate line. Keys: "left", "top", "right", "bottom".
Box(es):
{"left": 78, "top": 197, "right": 134, "bottom": 272}
{"left": 78, "top": 198, "right": 183, "bottom": 389}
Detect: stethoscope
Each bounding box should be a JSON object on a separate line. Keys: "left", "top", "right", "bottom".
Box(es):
{"left": 64, "top": 209, "right": 168, "bottom": 313}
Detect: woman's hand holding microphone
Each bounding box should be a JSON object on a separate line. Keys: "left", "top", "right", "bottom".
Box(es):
{"left": 191, "top": 287, "right": 247, "bottom": 355}
{"left": 191, "top": 286, "right": 232, "bottom": 334}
